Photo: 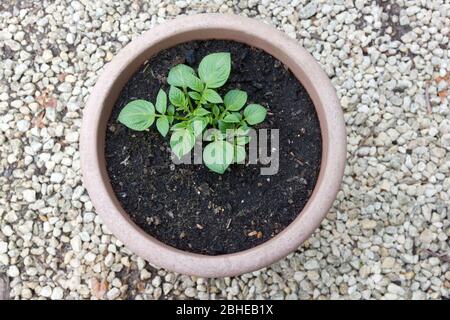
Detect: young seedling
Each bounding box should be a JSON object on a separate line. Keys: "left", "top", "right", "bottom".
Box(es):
{"left": 118, "top": 52, "right": 268, "bottom": 174}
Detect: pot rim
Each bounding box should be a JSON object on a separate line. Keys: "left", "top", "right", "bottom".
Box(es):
{"left": 80, "top": 13, "right": 346, "bottom": 277}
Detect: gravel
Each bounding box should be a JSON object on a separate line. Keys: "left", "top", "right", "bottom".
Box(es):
{"left": 0, "top": 0, "right": 449, "bottom": 300}
{"left": 0, "top": 276, "right": 8, "bottom": 300}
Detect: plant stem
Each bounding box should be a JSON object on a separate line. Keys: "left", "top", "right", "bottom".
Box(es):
{"left": 154, "top": 114, "right": 187, "bottom": 121}
{"left": 187, "top": 97, "right": 194, "bottom": 112}
{"left": 183, "top": 87, "right": 194, "bottom": 112}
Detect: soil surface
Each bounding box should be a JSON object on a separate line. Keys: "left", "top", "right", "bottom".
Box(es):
{"left": 105, "top": 40, "right": 322, "bottom": 255}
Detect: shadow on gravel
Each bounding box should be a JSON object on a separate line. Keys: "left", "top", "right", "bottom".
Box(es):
{"left": 0, "top": 274, "right": 9, "bottom": 300}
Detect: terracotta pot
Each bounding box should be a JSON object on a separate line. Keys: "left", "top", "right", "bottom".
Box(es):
{"left": 81, "top": 14, "right": 346, "bottom": 277}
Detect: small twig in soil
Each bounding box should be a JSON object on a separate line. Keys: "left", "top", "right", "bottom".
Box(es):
{"left": 289, "top": 151, "right": 305, "bottom": 165}
{"left": 120, "top": 155, "right": 130, "bottom": 166}
{"left": 226, "top": 219, "right": 232, "bottom": 229}
{"left": 142, "top": 60, "right": 150, "bottom": 74}
{"left": 425, "top": 81, "right": 432, "bottom": 114}
{"left": 196, "top": 224, "right": 204, "bottom": 230}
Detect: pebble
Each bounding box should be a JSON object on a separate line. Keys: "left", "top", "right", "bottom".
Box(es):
{"left": 40, "top": 286, "right": 52, "bottom": 298}
{"left": 70, "top": 236, "right": 82, "bottom": 252}
{"left": 304, "top": 260, "right": 319, "bottom": 270}
{"left": 387, "top": 284, "right": 405, "bottom": 297}
{"left": 419, "top": 229, "right": 434, "bottom": 244}
{"left": 0, "top": 242, "right": 7, "bottom": 254}
{"left": 22, "top": 189, "right": 36, "bottom": 203}
{"left": 42, "top": 50, "right": 53, "bottom": 63}
{"left": 16, "top": 119, "right": 30, "bottom": 132}
{"left": 7, "top": 266, "right": 20, "bottom": 277}
{"left": 184, "top": 287, "right": 197, "bottom": 298}
{"left": 107, "top": 288, "right": 121, "bottom": 300}
{"left": 50, "top": 172, "right": 64, "bottom": 184}
{"left": 361, "top": 219, "right": 377, "bottom": 230}
{"left": 299, "top": 1, "right": 318, "bottom": 19}
{"left": 151, "top": 276, "right": 162, "bottom": 287}
{"left": 51, "top": 287, "right": 64, "bottom": 300}
{"left": 65, "top": 131, "right": 79, "bottom": 143}
{"left": 382, "top": 257, "right": 395, "bottom": 270}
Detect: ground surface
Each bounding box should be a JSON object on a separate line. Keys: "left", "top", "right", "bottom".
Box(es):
{"left": 0, "top": 0, "right": 449, "bottom": 300}
{"left": 105, "top": 40, "right": 321, "bottom": 255}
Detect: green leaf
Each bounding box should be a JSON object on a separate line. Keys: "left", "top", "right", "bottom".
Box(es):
{"left": 198, "top": 52, "right": 231, "bottom": 89}
{"left": 167, "top": 105, "right": 175, "bottom": 124}
{"left": 118, "top": 100, "right": 155, "bottom": 131}
{"left": 244, "top": 104, "right": 267, "bottom": 125}
{"left": 202, "top": 89, "right": 223, "bottom": 104}
{"left": 169, "top": 86, "right": 186, "bottom": 108}
{"left": 203, "top": 128, "right": 224, "bottom": 141}
{"left": 188, "top": 91, "right": 202, "bottom": 101}
{"left": 156, "top": 116, "right": 169, "bottom": 137}
{"left": 212, "top": 105, "right": 220, "bottom": 117}
{"left": 224, "top": 90, "right": 247, "bottom": 111}
{"left": 167, "top": 64, "right": 195, "bottom": 88}
{"left": 235, "top": 125, "right": 250, "bottom": 144}
{"left": 155, "top": 89, "right": 167, "bottom": 114}
{"left": 170, "top": 128, "right": 195, "bottom": 159}
{"left": 167, "top": 64, "right": 205, "bottom": 92}
{"left": 223, "top": 113, "right": 241, "bottom": 123}
{"left": 236, "top": 135, "right": 250, "bottom": 145}
{"left": 167, "top": 105, "right": 175, "bottom": 116}
{"left": 234, "top": 145, "right": 246, "bottom": 163}
{"left": 190, "top": 117, "right": 208, "bottom": 137}
{"left": 236, "top": 125, "right": 250, "bottom": 135}
{"left": 187, "top": 75, "right": 204, "bottom": 92}
{"left": 218, "top": 120, "right": 234, "bottom": 133}
{"left": 171, "top": 122, "right": 187, "bottom": 130}
{"left": 203, "top": 140, "right": 234, "bottom": 174}
{"left": 193, "top": 107, "right": 210, "bottom": 116}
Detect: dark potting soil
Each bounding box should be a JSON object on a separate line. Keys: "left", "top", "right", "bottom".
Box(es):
{"left": 105, "top": 40, "right": 322, "bottom": 255}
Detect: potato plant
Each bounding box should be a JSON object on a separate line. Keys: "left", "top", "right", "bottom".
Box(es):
{"left": 118, "top": 52, "right": 267, "bottom": 174}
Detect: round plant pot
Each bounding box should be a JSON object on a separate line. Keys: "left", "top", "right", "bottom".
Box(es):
{"left": 80, "top": 14, "right": 346, "bottom": 277}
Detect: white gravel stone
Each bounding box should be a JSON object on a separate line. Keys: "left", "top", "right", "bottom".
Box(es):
{"left": 84, "top": 252, "right": 96, "bottom": 263}
{"left": 101, "top": 21, "right": 113, "bottom": 33}
{"left": 50, "top": 172, "right": 64, "bottom": 184}
{"left": 42, "top": 49, "right": 53, "bottom": 63}
{"left": 299, "top": 1, "right": 317, "bottom": 19}
{"left": 40, "top": 286, "right": 52, "bottom": 298}
{"left": 65, "top": 131, "right": 79, "bottom": 143}
{"left": 70, "top": 236, "right": 82, "bottom": 252}
{"left": 0, "top": 242, "right": 7, "bottom": 254}
{"left": 419, "top": 229, "right": 434, "bottom": 244}
{"left": 184, "top": 287, "right": 197, "bottom": 298}
{"left": 107, "top": 288, "right": 121, "bottom": 300}
{"left": 151, "top": 276, "right": 162, "bottom": 287}
{"left": 22, "top": 189, "right": 36, "bottom": 203}
{"left": 361, "top": 219, "right": 377, "bottom": 230}
{"left": 388, "top": 284, "right": 406, "bottom": 297}
{"left": 16, "top": 119, "right": 30, "bottom": 132}
{"left": 304, "top": 260, "right": 319, "bottom": 270}
{"left": 58, "top": 83, "right": 72, "bottom": 93}
{"left": 51, "top": 287, "right": 64, "bottom": 300}
{"left": 7, "top": 266, "right": 20, "bottom": 277}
